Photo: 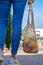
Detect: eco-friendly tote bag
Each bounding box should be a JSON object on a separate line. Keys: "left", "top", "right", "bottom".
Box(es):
{"left": 23, "top": 3, "right": 38, "bottom": 53}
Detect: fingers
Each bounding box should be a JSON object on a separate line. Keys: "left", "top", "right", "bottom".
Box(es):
{"left": 28, "top": 0, "right": 34, "bottom": 5}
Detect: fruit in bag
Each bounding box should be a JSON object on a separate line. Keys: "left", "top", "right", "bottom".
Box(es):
{"left": 23, "top": 37, "right": 38, "bottom": 53}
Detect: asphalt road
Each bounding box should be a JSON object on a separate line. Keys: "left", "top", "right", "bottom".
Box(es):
{"left": 1, "top": 54, "right": 43, "bottom": 65}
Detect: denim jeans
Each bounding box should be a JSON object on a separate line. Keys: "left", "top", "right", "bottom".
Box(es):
{"left": 0, "top": 0, "right": 27, "bottom": 54}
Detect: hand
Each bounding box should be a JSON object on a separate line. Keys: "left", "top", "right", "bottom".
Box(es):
{"left": 28, "top": 0, "right": 34, "bottom": 5}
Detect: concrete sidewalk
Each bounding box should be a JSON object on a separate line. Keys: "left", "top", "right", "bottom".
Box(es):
{"left": 3, "top": 47, "right": 43, "bottom": 55}
{"left": 2, "top": 47, "right": 43, "bottom": 65}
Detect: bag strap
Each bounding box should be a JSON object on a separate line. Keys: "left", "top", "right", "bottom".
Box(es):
{"left": 26, "top": 4, "right": 36, "bottom": 38}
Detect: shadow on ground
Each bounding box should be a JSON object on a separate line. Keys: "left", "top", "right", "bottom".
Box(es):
{"left": 2, "top": 54, "right": 43, "bottom": 65}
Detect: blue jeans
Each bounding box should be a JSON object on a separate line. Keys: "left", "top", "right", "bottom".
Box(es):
{"left": 0, "top": 0, "right": 27, "bottom": 54}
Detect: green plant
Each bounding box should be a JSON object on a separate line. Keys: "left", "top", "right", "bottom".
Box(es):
{"left": 5, "top": 11, "right": 12, "bottom": 49}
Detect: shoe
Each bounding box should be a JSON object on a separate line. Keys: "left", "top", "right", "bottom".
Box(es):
{"left": 8, "top": 57, "right": 20, "bottom": 65}
{"left": 0, "top": 52, "right": 3, "bottom": 64}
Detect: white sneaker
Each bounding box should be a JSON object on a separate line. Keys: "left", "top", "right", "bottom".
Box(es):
{"left": 0, "top": 52, "right": 3, "bottom": 64}
{"left": 8, "top": 57, "right": 20, "bottom": 65}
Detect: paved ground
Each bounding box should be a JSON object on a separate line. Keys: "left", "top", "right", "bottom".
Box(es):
{"left": 1, "top": 47, "right": 43, "bottom": 65}
{"left": 1, "top": 54, "right": 43, "bottom": 65}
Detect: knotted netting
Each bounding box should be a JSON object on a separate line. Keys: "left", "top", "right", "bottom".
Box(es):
{"left": 23, "top": 4, "right": 38, "bottom": 53}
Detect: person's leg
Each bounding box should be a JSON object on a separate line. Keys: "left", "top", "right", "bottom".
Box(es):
{"left": 0, "top": 0, "right": 12, "bottom": 50}
{"left": 0, "top": 0, "right": 12, "bottom": 63}
{"left": 11, "top": 0, "right": 27, "bottom": 58}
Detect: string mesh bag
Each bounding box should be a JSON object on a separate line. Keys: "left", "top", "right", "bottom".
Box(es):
{"left": 23, "top": 4, "right": 38, "bottom": 53}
